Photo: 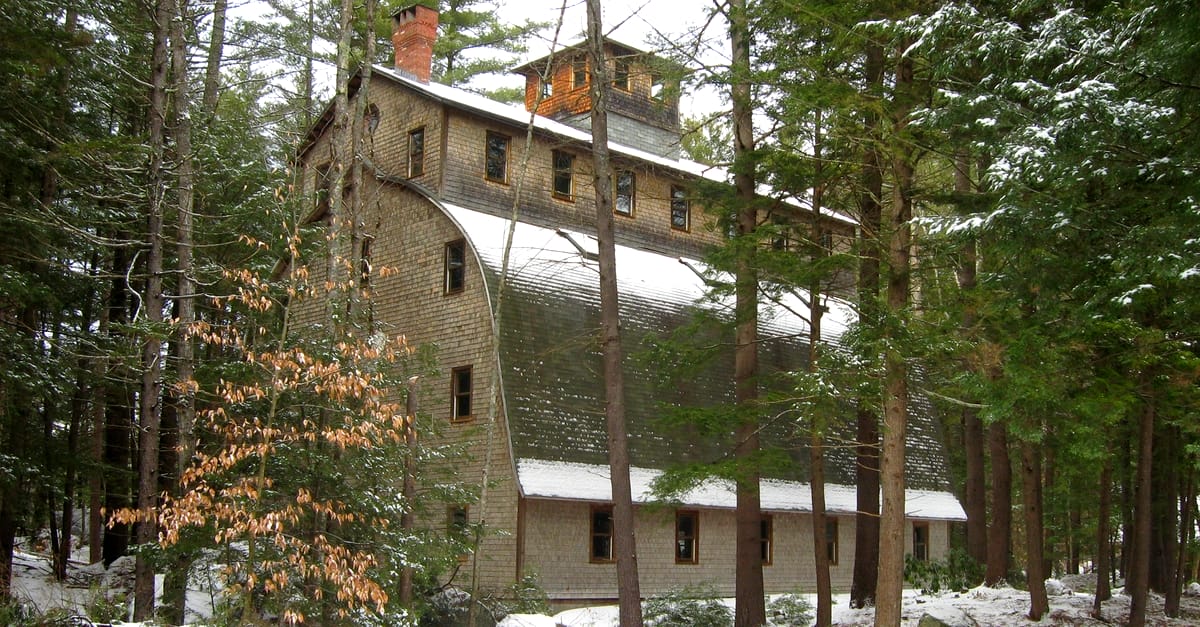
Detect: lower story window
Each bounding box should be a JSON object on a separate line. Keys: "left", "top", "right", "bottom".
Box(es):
{"left": 675, "top": 510, "right": 699, "bottom": 564}
{"left": 913, "top": 522, "right": 929, "bottom": 562}
{"left": 761, "top": 516, "right": 773, "bottom": 565}
{"left": 826, "top": 518, "right": 839, "bottom": 565}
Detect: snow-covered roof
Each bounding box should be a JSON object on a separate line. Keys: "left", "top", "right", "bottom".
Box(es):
{"left": 439, "top": 202, "right": 956, "bottom": 494}
{"left": 517, "top": 458, "right": 967, "bottom": 521}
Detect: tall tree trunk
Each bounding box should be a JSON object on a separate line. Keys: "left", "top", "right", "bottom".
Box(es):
{"left": 1093, "top": 456, "right": 1112, "bottom": 616}
{"left": 399, "top": 380, "right": 418, "bottom": 606}
{"left": 874, "top": 43, "right": 913, "bottom": 627}
{"left": 1127, "top": 381, "right": 1155, "bottom": 627}
{"left": 132, "top": 0, "right": 172, "bottom": 615}
{"left": 984, "top": 421, "right": 1011, "bottom": 586}
{"left": 201, "top": 0, "right": 227, "bottom": 115}
{"left": 1173, "top": 469, "right": 1196, "bottom": 617}
{"left": 850, "top": 42, "right": 885, "bottom": 611}
{"left": 1022, "top": 439, "right": 1048, "bottom": 620}
{"left": 808, "top": 117, "right": 831, "bottom": 626}
{"left": 729, "top": 1, "right": 765, "bottom": 624}
{"left": 585, "top": 3, "right": 642, "bottom": 624}
{"left": 90, "top": 257, "right": 111, "bottom": 565}
{"left": 954, "top": 150, "right": 987, "bottom": 569}
{"left": 102, "top": 243, "right": 132, "bottom": 568}
{"left": 161, "top": 0, "right": 198, "bottom": 620}
{"left": 1156, "top": 423, "right": 1180, "bottom": 615}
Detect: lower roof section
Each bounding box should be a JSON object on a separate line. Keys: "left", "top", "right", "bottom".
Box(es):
{"left": 517, "top": 458, "right": 967, "bottom": 522}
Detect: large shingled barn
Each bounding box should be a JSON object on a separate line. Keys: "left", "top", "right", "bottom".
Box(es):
{"left": 296, "top": 4, "right": 965, "bottom": 608}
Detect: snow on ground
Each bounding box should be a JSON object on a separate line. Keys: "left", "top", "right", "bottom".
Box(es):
{"left": 501, "top": 579, "right": 1200, "bottom": 627}
{"left": 10, "top": 540, "right": 1200, "bottom": 626}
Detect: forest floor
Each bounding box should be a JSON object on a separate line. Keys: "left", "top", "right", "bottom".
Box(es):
{"left": 8, "top": 539, "right": 1200, "bottom": 626}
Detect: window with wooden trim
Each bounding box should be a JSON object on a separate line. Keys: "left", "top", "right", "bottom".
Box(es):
{"left": 670, "top": 185, "right": 690, "bottom": 231}
{"left": 651, "top": 74, "right": 666, "bottom": 100}
{"left": 451, "top": 365, "right": 472, "bottom": 420}
{"left": 614, "top": 170, "right": 635, "bottom": 216}
{"left": 826, "top": 518, "right": 839, "bottom": 565}
{"left": 552, "top": 150, "right": 574, "bottom": 200}
{"left": 359, "top": 236, "right": 373, "bottom": 289}
{"left": 760, "top": 516, "right": 773, "bottom": 566}
{"left": 572, "top": 60, "right": 587, "bottom": 88}
{"left": 485, "top": 131, "right": 509, "bottom": 183}
{"left": 314, "top": 163, "right": 332, "bottom": 220}
{"left": 590, "top": 507, "right": 614, "bottom": 562}
{"left": 408, "top": 127, "right": 425, "bottom": 177}
{"left": 444, "top": 240, "right": 465, "bottom": 294}
{"left": 675, "top": 510, "right": 698, "bottom": 564}
{"left": 613, "top": 57, "right": 630, "bottom": 91}
{"left": 540, "top": 76, "right": 554, "bottom": 99}
{"left": 912, "top": 522, "right": 929, "bottom": 562}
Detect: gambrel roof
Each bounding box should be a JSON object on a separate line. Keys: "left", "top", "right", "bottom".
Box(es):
{"left": 439, "top": 203, "right": 964, "bottom": 520}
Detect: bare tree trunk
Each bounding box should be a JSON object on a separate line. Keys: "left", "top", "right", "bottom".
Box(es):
{"left": 1022, "top": 439, "right": 1048, "bottom": 620}
{"left": 1093, "top": 456, "right": 1112, "bottom": 616}
{"left": 585, "top": 3, "right": 642, "bottom": 624}
{"left": 1042, "top": 441, "right": 1056, "bottom": 578}
{"left": 984, "top": 421, "right": 1011, "bottom": 586}
{"left": 1127, "top": 380, "right": 1155, "bottom": 627}
{"left": 728, "top": 1, "right": 765, "bottom": 624}
{"left": 132, "top": 0, "right": 172, "bottom": 616}
{"left": 874, "top": 44, "right": 913, "bottom": 627}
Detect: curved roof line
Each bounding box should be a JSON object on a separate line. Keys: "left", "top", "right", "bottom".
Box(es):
{"left": 362, "top": 156, "right": 523, "bottom": 498}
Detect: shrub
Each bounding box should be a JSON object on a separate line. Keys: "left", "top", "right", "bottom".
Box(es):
{"left": 766, "top": 593, "right": 814, "bottom": 626}
{"left": 642, "top": 586, "right": 733, "bottom": 627}
{"left": 904, "top": 549, "right": 984, "bottom": 594}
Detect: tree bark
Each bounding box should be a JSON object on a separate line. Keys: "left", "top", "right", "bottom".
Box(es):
{"left": 399, "top": 380, "right": 418, "bottom": 606}
{"left": 102, "top": 243, "right": 132, "bottom": 568}
{"left": 808, "top": 121, "right": 831, "bottom": 626}
{"left": 729, "top": 0, "right": 765, "bottom": 624}
{"left": 984, "top": 421, "right": 1011, "bottom": 586}
{"left": 585, "top": 3, "right": 642, "bottom": 624}
{"left": 874, "top": 43, "right": 913, "bottom": 627}
{"left": 1021, "top": 439, "right": 1048, "bottom": 620}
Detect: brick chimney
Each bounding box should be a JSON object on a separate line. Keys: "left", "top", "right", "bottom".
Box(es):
{"left": 391, "top": 5, "right": 438, "bottom": 83}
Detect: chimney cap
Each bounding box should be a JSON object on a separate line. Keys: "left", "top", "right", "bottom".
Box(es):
{"left": 391, "top": 3, "right": 438, "bottom": 21}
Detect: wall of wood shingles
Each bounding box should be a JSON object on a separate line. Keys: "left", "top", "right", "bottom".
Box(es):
{"left": 523, "top": 498, "right": 953, "bottom": 604}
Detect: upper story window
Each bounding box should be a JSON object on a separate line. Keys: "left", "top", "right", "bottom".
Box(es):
{"left": 408, "top": 127, "right": 425, "bottom": 177}
{"left": 651, "top": 74, "right": 666, "bottom": 100}
{"left": 613, "top": 57, "right": 630, "bottom": 91}
{"left": 451, "top": 365, "right": 473, "bottom": 421}
{"left": 444, "top": 240, "right": 465, "bottom": 294}
{"left": 590, "top": 507, "right": 614, "bottom": 563}
{"left": 670, "top": 185, "right": 689, "bottom": 231}
{"left": 572, "top": 60, "right": 587, "bottom": 89}
{"left": 540, "top": 77, "right": 553, "bottom": 99}
{"left": 675, "top": 510, "right": 698, "bottom": 563}
{"left": 485, "top": 131, "right": 509, "bottom": 183}
{"left": 614, "top": 170, "right": 635, "bottom": 217}
{"left": 552, "top": 150, "right": 574, "bottom": 200}
{"left": 359, "top": 236, "right": 373, "bottom": 289}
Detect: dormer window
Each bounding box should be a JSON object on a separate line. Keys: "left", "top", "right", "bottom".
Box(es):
{"left": 553, "top": 150, "right": 574, "bottom": 200}
{"left": 572, "top": 60, "right": 587, "bottom": 89}
{"left": 613, "top": 58, "right": 630, "bottom": 91}
{"left": 540, "top": 76, "right": 553, "bottom": 99}
{"left": 651, "top": 75, "right": 666, "bottom": 100}
{"left": 485, "top": 131, "right": 509, "bottom": 183}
